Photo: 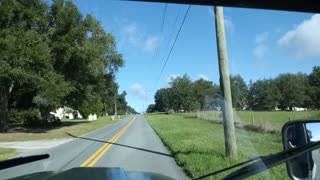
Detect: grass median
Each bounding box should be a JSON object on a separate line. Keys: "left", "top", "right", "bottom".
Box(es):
{"left": 0, "top": 115, "right": 128, "bottom": 142}
{"left": 0, "top": 148, "right": 17, "bottom": 160}
{"left": 145, "top": 113, "right": 288, "bottom": 180}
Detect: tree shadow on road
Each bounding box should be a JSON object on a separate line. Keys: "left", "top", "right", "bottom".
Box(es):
{"left": 7, "top": 121, "right": 90, "bottom": 134}
{"left": 65, "top": 132, "right": 173, "bottom": 158}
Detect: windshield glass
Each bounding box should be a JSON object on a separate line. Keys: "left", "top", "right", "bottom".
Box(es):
{"left": 0, "top": 1, "right": 319, "bottom": 180}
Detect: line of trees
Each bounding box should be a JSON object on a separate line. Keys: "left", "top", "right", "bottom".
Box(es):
{"left": 0, "top": 0, "right": 135, "bottom": 131}
{"left": 147, "top": 66, "right": 320, "bottom": 113}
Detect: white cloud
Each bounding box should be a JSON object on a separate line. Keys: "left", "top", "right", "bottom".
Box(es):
{"left": 116, "top": 19, "right": 162, "bottom": 53}
{"left": 253, "top": 44, "right": 268, "bottom": 59}
{"left": 255, "top": 32, "right": 268, "bottom": 44}
{"left": 198, "top": 74, "right": 209, "bottom": 81}
{"left": 144, "top": 36, "right": 162, "bottom": 52}
{"left": 224, "top": 16, "right": 234, "bottom": 33}
{"left": 129, "top": 83, "right": 145, "bottom": 100}
{"left": 124, "top": 23, "right": 140, "bottom": 46}
{"left": 253, "top": 32, "right": 269, "bottom": 59}
{"left": 208, "top": 7, "right": 234, "bottom": 33}
{"left": 278, "top": 14, "right": 320, "bottom": 59}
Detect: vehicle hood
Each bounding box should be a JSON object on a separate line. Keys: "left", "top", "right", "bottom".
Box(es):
{"left": 10, "top": 167, "right": 174, "bottom": 180}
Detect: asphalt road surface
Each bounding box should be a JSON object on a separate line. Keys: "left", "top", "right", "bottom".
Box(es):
{"left": 1, "top": 115, "right": 187, "bottom": 180}
{"left": 312, "top": 150, "right": 320, "bottom": 179}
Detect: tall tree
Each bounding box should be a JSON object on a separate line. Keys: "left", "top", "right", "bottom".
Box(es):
{"left": 154, "top": 88, "right": 170, "bottom": 112}
{"left": 0, "top": 0, "right": 126, "bottom": 129}
{"left": 193, "top": 78, "right": 221, "bottom": 110}
{"left": 309, "top": 66, "right": 320, "bottom": 109}
{"left": 0, "top": 0, "right": 70, "bottom": 130}
{"left": 147, "top": 104, "right": 156, "bottom": 113}
{"left": 248, "top": 79, "right": 280, "bottom": 110}
{"left": 169, "top": 75, "right": 199, "bottom": 112}
{"left": 230, "top": 75, "right": 248, "bottom": 110}
{"left": 193, "top": 79, "right": 212, "bottom": 110}
{"left": 116, "top": 91, "right": 128, "bottom": 115}
{"left": 275, "top": 73, "right": 310, "bottom": 110}
{"left": 49, "top": 0, "right": 124, "bottom": 116}
{"left": 214, "top": 6, "right": 237, "bottom": 157}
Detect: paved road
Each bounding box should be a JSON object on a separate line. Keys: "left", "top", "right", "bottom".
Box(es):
{"left": 312, "top": 150, "right": 320, "bottom": 179}
{"left": 1, "top": 115, "right": 187, "bottom": 180}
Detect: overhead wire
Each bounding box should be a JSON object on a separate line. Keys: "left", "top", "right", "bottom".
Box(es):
{"left": 149, "top": 3, "right": 168, "bottom": 65}
{"left": 152, "top": 4, "right": 191, "bottom": 91}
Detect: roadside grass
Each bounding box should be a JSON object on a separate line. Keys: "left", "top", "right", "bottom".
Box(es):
{"left": 193, "top": 111, "right": 320, "bottom": 132}
{"left": 0, "top": 115, "right": 128, "bottom": 142}
{"left": 145, "top": 113, "right": 288, "bottom": 180}
{"left": 0, "top": 148, "right": 17, "bottom": 160}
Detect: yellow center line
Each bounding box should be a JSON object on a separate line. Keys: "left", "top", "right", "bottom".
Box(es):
{"left": 80, "top": 115, "right": 137, "bottom": 167}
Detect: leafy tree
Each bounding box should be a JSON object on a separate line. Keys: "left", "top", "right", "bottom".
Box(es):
{"left": 0, "top": 0, "right": 127, "bottom": 130}
{"left": 49, "top": 0, "right": 124, "bottom": 115}
{"left": 193, "top": 78, "right": 221, "bottom": 110}
{"left": 0, "top": 0, "right": 65, "bottom": 131}
{"left": 154, "top": 88, "right": 171, "bottom": 112}
{"left": 116, "top": 91, "right": 128, "bottom": 115}
{"left": 126, "top": 105, "right": 136, "bottom": 114}
{"left": 193, "top": 78, "right": 213, "bottom": 110}
{"left": 309, "top": 66, "right": 320, "bottom": 109}
{"left": 203, "top": 84, "right": 222, "bottom": 110}
{"left": 169, "top": 74, "right": 199, "bottom": 112}
{"left": 230, "top": 75, "right": 248, "bottom": 110}
{"left": 275, "top": 73, "right": 310, "bottom": 110}
{"left": 248, "top": 79, "right": 280, "bottom": 110}
{"left": 147, "top": 104, "right": 156, "bottom": 113}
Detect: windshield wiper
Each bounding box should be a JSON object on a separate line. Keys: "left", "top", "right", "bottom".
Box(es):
{"left": 194, "top": 141, "right": 320, "bottom": 180}
{"left": 0, "top": 154, "right": 49, "bottom": 170}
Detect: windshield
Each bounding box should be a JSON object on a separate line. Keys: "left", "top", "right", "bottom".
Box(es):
{"left": 0, "top": 1, "right": 319, "bottom": 180}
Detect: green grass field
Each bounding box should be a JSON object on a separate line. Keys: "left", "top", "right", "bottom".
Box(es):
{"left": 0, "top": 115, "right": 128, "bottom": 142}
{"left": 145, "top": 113, "right": 289, "bottom": 180}
{"left": 0, "top": 148, "right": 17, "bottom": 160}
{"left": 194, "top": 111, "right": 320, "bottom": 132}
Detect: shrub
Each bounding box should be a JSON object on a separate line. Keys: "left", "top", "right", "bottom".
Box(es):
{"left": 166, "top": 109, "right": 175, "bottom": 114}
{"left": 8, "top": 110, "right": 25, "bottom": 124}
{"left": 9, "top": 109, "right": 41, "bottom": 126}
{"left": 22, "top": 109, "right": 42, "bottom": 127}
{"left": 79, "top": 101, "right": 103, "bottom": 118}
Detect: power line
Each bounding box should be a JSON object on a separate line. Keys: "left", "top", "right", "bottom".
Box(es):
{"left": 165, "top": 7, "right": 182, "bottom": 53}
{"left": 152, "top": 4, "right": 191, "bottom": 91}
{"left": 149, "top": 3, "right": 168, "bottom": 68}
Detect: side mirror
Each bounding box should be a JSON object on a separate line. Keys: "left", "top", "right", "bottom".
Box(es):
{"left": 282, "top": 120, "right": 320, "bottom": 180}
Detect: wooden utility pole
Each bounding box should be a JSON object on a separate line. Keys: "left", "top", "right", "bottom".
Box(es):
{"left": 214, "top": 6, "right": 237, "bottom": 157}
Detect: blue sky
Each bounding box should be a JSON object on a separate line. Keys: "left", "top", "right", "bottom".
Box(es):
{"left": 73, "top": 1, "right": 319, "bottom": 112}
{"left": 306, "top": 123, "right": 320, "bottom": 142}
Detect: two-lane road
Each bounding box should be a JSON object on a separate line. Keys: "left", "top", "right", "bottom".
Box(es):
{"left": 1, "top": 115, "right": 187, "bottom": 180}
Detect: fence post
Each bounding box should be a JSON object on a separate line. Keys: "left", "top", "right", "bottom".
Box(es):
{"left": 289, "top": 116, "right": 291, "bottom": 121}
{"left": 251, "top": 114, "right": 254, "bottom": 126}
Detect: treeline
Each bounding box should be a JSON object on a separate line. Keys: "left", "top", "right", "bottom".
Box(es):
{"left": 0, "top": 0, "right": 135, "bottom": 130}
{"left": 147, "top": 66, "right": 320, "bottom": 113}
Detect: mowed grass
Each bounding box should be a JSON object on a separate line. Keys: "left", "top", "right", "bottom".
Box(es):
{"left": 145, "top": 113, "right": 289, "bottom": 180}
{"left": 0, "top": 115, "right": 128, "bottom": 142}
{"left": 194, "top": 111, "right": 320, "bottom": 131}
{"left": 0, "top": 148, "right": 17, "bottom": 160}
